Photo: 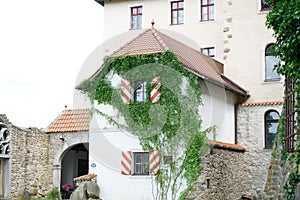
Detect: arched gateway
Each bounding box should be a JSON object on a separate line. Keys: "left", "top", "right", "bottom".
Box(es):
{"left": 46, "top": 109, "right": 90, "bottom": 189}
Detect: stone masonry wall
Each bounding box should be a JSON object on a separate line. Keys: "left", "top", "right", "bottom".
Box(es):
{"left": 0, "top": 114, "right": 52, "bottom": 199}
{"left": 237, "top": 104, "right": 282, "bottom": 199}
{"left": 10, "top": 126, "right": 52, "bottom": 199}
{"left": 186, "top": 143, "right": 246, "bottom": 200}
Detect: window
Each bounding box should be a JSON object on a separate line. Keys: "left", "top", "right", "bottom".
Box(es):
{"left": 265, "top": 44, "right": 280, "bottom": 81}
{"left": 200, "top": 0, "right": 215, "bottom": 21}
{"left": 171, "top": 1, "right": 184, "bottom": 25}
{"left": 284, "top": 78, "right": 296, "bottom": 152}
{"left": 201, "top": 47, "right": 215, "bottom": 57}
{"left": 261, "top": 0, "right": 272, "bottom": 11}
{"left": 133, "top": 152, "right": 149, "bottom": 175}
{"left": 265, "top": 110, "right": 280, "bottom": 149}
{"left": 134, "top": 81, "right": 147, "bottom": 102}
{"left": 131, "top": 6, "right": 142, "bottom": 29}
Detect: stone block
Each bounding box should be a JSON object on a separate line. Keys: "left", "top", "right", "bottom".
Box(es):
{"left": 70, "top": 183, "right": 88, "bottom": 200}
{"left": 87, "top": 181, "right": 100, "bottom": 199}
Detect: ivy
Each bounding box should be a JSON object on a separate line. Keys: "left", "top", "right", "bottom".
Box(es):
{"left": 77, "top": 50, "right": 209, "bottom": 199}
{"left": 266, "top": 0, "right": 300, "bottom": 198}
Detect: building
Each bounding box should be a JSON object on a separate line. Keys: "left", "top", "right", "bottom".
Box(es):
{"left": 45, "top": 0, "right": 284, "bottom": 199}
{"left": 89, "top": 0, "right": 283, "bottom": 198}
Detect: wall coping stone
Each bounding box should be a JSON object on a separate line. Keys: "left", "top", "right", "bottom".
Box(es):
{"left": 209, "top": 140, "right": 246, "bottom": 152}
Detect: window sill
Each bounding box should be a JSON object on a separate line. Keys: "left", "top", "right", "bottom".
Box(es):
{"left": 129, "top": 28, "right": 143, "bottom": 31}
{"left": 169, "top": 23, "right": 184, "bottom": 26}
{"left": 197, "top": 20, "right": 216, "bottom": 24}
{"left": 129, "top": 175, "right": 151, "bottom": 179}
{"left": 262, "top": 79, "right": 283, "bottom": 84}
{"left": 257, "top": 8, "right": 272, "bottom": 14}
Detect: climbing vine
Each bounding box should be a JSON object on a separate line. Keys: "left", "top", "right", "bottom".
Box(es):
{"left": 77, "top": 50, "right": 210, "bottom": 199}
{"left": 266, "top": 0, "right": 300, "bottom": 198}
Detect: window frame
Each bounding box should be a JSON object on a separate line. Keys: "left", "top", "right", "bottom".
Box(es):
{"left": 133, "top": 81, "right": 147, "bottom": 102}
{"left": 200, "top": 0, "right": 215, "bottom": 22}
{"left": 264, "top": 110, "right": 280, "bottom": 149}
{"left": 264, "top": 43, "right": 281, "bottom": 82}
{"left": 201, "top": 47, "right": 215, "bottom": 57}
{"left": 130, "top": 6, "right": 143, "bottom": 30}
{"left": 133, "top": 152, "right": 150, "bottom": 175}
{"left": 171, "top": 1, "right": 184, "bottom": 25}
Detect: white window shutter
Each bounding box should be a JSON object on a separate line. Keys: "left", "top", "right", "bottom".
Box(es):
{"left": 121, "top": 151, "right": 132, "bottom": 175}
{"left": 149, "top": 151, "right": 160, "bottom": 175}
{"left": 121, "top": 79, "right": 132, "bottom": 103}
{"left": 150, "top": 77, "right": 161, "bottom": 103}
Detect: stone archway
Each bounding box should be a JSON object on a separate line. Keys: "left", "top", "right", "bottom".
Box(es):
{"left": 61, "top": 143, "right": 89, "bottom": 186}
{"left": 52, "top": 132, "right": 89, "bottom": 189}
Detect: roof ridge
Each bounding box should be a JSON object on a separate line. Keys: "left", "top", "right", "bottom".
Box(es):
{"left": 111, "top": 29, "right": 153, "bottom": 56}
{"left": 151, "top": 29, "right": 169, "bottom": 51}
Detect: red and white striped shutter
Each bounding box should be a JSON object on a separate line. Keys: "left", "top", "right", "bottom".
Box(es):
{"left": 121, "top": 151, "right": 132, "bottom": 175}
{"left": 150, "top": 77, "right": 161, "bottom": 103}
{"left": 149, "top": 151, "right": 160, "bottom": 175}
{"left": 121, "top": 79, "right": 132, "bottom": 103}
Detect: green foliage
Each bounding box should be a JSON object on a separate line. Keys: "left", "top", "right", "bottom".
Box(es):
{"left": 77, "top": 50, "right": 209, "bottom": 199}
{"left": 266, "top": 0, "right": 300, "bottom": 198}
{"left": 266, "top": 0, "right": 300, "bottom": 79}
{"left": 178, "top": 185, "right": 193, "bottom": 200}
{"left": 18, "top": 187, "right": 62, "bottom": 200}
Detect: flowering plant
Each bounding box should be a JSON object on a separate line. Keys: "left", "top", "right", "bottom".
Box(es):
{"left": 61, "top": 183, "right": 75, "bottom": 198}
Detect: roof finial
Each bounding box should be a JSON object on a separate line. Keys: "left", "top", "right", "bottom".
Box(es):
{"left": 151, "top": 19, "right": 155, "bottom": 29}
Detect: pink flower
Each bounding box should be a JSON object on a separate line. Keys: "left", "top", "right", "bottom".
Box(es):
{"left": 62, "top": 183, "right": 74, "bottom": 192}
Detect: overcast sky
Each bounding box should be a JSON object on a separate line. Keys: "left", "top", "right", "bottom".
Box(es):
{"left": 0, "top": 0, "right": 103, "bottom": 128}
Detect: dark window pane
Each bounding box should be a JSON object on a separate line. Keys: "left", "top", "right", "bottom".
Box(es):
{"left": 265, "top": 110, "right": 280, "bottom": 149}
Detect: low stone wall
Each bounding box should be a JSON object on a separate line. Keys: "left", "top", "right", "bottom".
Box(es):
{"left": 11, "top": 127, "right": 52, "bottom": 198}
{"left": 0, "top": 115, "right": 52, "bottom": 199}
{"left": 186, "top": 141, "right": 246, "bottom": 200}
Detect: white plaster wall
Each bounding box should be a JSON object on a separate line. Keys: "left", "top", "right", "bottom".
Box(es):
{"left": 200, "top": 80, "right": 236, "bottom": 143}
{"left": 223, "top": 0, "right": 284, "bottom": 102}
{"left": 88, "top": 80, "right": 237, "bottom": 199}
{"left": 89, "top": 113, "right": 155, "bottom": 200}
{"left": 102, "top": 0, "right": 284, "bottom": 102}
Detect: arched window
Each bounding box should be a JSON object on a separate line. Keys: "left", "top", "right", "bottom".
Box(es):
{"left": 265, "top": 44, "right": 280, "bottom": 81}
{"left": 265, "top": 110, "right": 280, "bottom": 149}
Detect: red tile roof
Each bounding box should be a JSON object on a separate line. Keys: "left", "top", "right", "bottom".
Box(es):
{"left": 209, "top": 140, "right": 246, "bottom": 152}
{"left": 74, "top": 173, "right": 97, "bottom": 182}
{"left": 46, "top": 109, "right": 90, "bottom": 133}
{"left": 110, "top": 28, "right": 249, "bottom": 98}
{"left": 242, "top": 100, "right": 283, "bottom": 106}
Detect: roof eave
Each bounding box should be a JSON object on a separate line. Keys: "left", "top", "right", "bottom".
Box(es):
{"left": 183, "top": 66, "right": 249, "bottom": 101}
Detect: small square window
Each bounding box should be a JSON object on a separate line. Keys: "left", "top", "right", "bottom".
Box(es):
{"left": 133, "top": 152, "right": 149, "bottom": 175}
{"left": 201, "top": 47, "right": 215, "bottom": 57}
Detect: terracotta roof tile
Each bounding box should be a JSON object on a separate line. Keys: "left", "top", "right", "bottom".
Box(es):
{"left": 209, "top": 140, "right": 246, "bottom": 152}
{"left": 110, "top": 28, "right": 249, "bottom": 97}
{"left": 46, "top": 109, "right": 90, "bottom": 133}
{"left": 74, "top": 173, "right": 97, "bottom": 182}
{"left": 242, "top": 101, "right": 283, "bottom": 106}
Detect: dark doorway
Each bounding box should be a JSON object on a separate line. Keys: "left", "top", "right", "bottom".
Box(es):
{"left": 61, "top": 143, "right": 89, "bottom": 187}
